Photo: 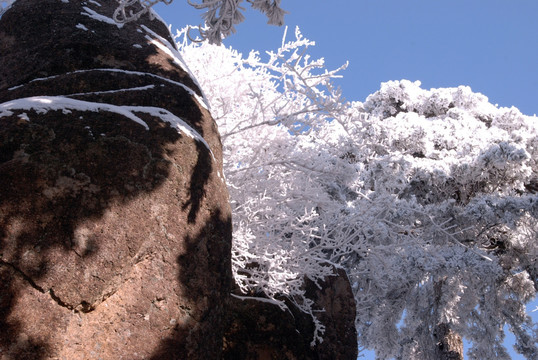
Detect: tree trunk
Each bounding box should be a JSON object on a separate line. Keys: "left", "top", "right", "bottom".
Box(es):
{"left": 434, "top": 322, "right": 464, "bottom": 360}
{"left": 433, "top": 280, "right": 464, "bottom": 360}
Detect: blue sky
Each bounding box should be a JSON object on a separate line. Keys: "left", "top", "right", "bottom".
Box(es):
{"left": 154, "top": 1, "right": 537, "bottom": 358}
{"left": 155, "top": 0, "right": 537, "bottom": 116}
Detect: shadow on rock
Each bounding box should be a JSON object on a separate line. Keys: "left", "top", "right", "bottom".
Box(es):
{"left": 0, "top": 0, "right": 232, "bottom": 358}
{"left": 149, "top": 209, "right": 232, "bottom": 360}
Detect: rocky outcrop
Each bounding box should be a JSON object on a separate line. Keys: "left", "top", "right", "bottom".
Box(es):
{"left": 224, "top": 267, "right": 358, "bottom": 360}
{"left": 0, "top": 1, "right": 231, "bottom": 359}
{"left": 0, "top": 1, "right": 358, "bottom": 359}
{"left": 303, "top": 267, "right": 358, "bottom": 360}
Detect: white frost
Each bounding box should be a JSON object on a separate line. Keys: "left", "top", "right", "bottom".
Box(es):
{"left": 81, "top": 6, "right": 123, "bottom": 28}
{"left": 0, "top": 96, "right": 149, "bottom": 129}
{"left": 76, "top": 23, "right": 89, "bottom": 31}
{"left": 140, "top": 24, "right": 210, "bottom": 110}
{"left": 0, "top": 96, "right": 214, "bottom": 155}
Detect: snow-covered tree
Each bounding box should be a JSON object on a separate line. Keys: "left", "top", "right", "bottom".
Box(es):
{"left": 341, "top": 81, "right": 538, "bottom": 359}
{"left": 176, "top": 28, "right": 538, "bottom": 359}
{"left": 112, "top": 0, "right": 286, "bottom": 43}
{"left": 2, "top": 0, "right": 287, "bottom": 43}
{"left": 176, "top": 25, "right": 350, "bottom": 344}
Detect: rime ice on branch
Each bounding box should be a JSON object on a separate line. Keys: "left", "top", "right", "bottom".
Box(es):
{"left": 113, "top": 0, "right": 287, "bottom": 44}
{"left": 177, "top": 27, "right": 538, "bottom": 359}
{"left": 113, "top": 0, "right": 174, "bottom": 23}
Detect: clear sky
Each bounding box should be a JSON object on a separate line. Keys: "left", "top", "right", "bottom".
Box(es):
{"left": 155, "top": 0, "right": 537, "bottom": 116}
{"left": 153, "top": 1, "right": 537, "bottom": 359}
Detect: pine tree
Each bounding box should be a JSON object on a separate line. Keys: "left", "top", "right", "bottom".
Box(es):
{"left": 177, "top": 29, "right": 538, "bottom": 359}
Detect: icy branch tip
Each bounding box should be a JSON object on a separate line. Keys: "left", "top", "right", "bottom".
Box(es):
{"left": 114, "top": 0, "right": 173, "bottom": 23}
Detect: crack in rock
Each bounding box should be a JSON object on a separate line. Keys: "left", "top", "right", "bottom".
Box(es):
{"left": 0, "top": 258, "right": 93, "bottom": 313}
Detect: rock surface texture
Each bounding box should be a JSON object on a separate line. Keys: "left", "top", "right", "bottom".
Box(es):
{"left": 224, "top": 267, "right": 358, "bottom": 360}
{"left": 0, "top": 1, "right": 358, "bottom": 359}
{"left": 0, "top": 0, "right": 232, "bottom": 359}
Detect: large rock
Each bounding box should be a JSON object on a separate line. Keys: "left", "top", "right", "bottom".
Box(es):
{"left": 303, "top": 267, "right": 358, "bottom": 360}
{"left": 0, "top": 1, "right": 232, "bottom": 359}
{"left": 0, "top": 1, "right": 359, "bottom": 359}
{"left": 223, "top": 267, "right": 358, "bottom": 360}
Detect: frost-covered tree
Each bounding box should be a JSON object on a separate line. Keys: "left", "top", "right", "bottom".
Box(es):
{"left": 2, "top": 0, "right": 287, "bottom": 44}
{"left": 176, "top": 28, "right": 538, "bottom": 359}
{"left": 113, "top": 0, "right": 286, "bottom": 43}
{"left": 176, "top": 25, "right": 350, "bottom": 343}
{"left": 340, "top": 81, "right": 538, "bottom": 360}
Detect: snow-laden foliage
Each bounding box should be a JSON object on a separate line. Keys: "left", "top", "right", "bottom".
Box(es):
{"left": 176, "top": 28, "right": 538, "bottom": 358}
{"left": 112, "top": 0, "right": 286, "bottom": 44}
{"left": 114, "top": 0, "right": 173, "bottom": 23}
{"left": 177, "top": 25, "right": 348, "bottom": 344}
{"left": 344, "top": 81, "right": 538, "bottom": 359}
{"left": 187, "top": 0, "right": 287, "bottom": 44}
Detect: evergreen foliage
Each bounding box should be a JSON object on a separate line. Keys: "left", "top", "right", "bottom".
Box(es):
{"left": 176, "top": 27, "right": 538, "bottom": 358}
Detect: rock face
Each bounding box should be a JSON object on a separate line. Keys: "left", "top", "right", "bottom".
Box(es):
{"left": 224, "top": 267, "right": 358, "bottom": 360}
{"left": 0, "top": 1, "right": 358, "bottom": 359}
{"left": 0, "top": 1, "right": 232, "bottom": 359}
{"left": 303, "top": 267, "right": 358, "bottom": 360}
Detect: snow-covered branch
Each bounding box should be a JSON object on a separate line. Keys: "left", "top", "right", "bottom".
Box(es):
{"left": 178, "top": 30, "right": 538, "bottom": 356}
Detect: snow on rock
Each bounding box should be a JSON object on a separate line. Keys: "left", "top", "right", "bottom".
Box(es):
{"left": 7, "top": 68, "right": 206, "bottom": 108}
{"left": 81, "top": 5, "right": 123, "bottom": 28}
{"left": 0, "top": 96, "right": 214, "bottom": 154}
{"left": 0, "top": 2, "right": 232, "bottom": 359}
{"left": 0, "top": 96, "right": 149, "bottom": 129}
{"left": 140, "top": 24, "right": 210, "bottom": 110}
{"left": 75, "top": 23, "right": 88, "bottom": 31}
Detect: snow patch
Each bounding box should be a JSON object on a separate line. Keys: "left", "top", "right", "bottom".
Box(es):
{"left": 7, "top": 68, "right": 209, "bottom": 112}
{"left": 128, "top": 105, "right": 215, "bottom": 158}
{"left": 0, "top": 96, "right": 214, "bottom": 156}
{"left": 81, "top": 6, "right": 123, "bottom": 28}
{"left": 140, "top": 24, "right": 211, "bottom": 110}
{"left": 8, "top": 84, "right": 23, "bottom": 91}
{"left": 97, "top": 68, "right": 208, "bottom": 111}
{"left": 17, "top": 112, "right": 29, "bottom": 121}
{"left": 0, "top": 96, "right": 148, "bottom": 129}
{"left": 76, "top": 23, "right": 89, "bottom": 31}
{"left": 140, "top": 25, "right": 189, "bottom": 72}
{"left": 217, "top": 170, "right": 226, "bottom": 184}
{"left": 66, "top": 84, "right": 155, "bottom": 97}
